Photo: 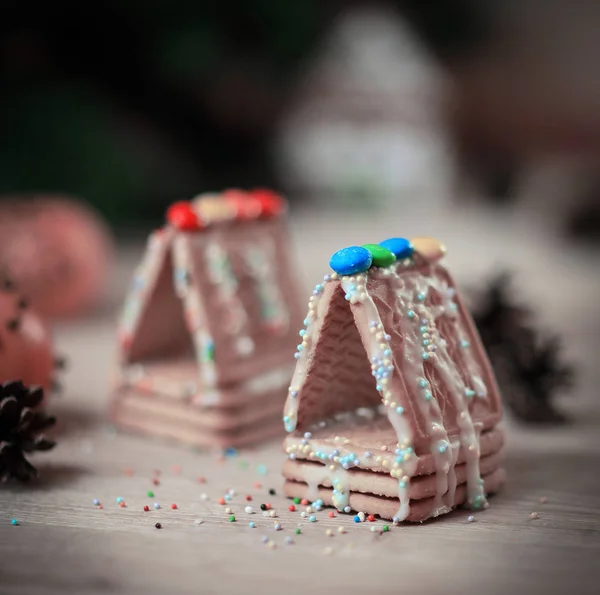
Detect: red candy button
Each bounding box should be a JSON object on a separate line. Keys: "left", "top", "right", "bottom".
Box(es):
{"left": 166, "top": 201, "right": 202, "bottom": 231}
{"left": 223, "top": 189, "right": 260, "bottom": 220}
{"left": 251, "top": 188, "right": 285, "bottom": 218}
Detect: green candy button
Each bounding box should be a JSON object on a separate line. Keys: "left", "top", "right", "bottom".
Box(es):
{"left": 362, "top": 244, "right": 396, "bottom": 268}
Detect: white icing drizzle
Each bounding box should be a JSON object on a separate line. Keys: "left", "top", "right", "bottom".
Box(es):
{"left": 172, "top": 236, "right": 217, "bottom": 387}
{"left": 283, "top": 260, "right": 491, "bottom": 520}
{"left": 204, "top": 240, "right": 254, "bottom": 355}
{"left": 245, "top": 240, "right": 289, "bottom": 334}
{"left": 283, "top": 277, "right": 331, "bottom": 432}
{"left": 118, "top": 229, "right": 168, "bottom": 341}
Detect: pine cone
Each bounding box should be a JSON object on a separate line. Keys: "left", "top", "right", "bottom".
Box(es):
{"left": 0, "top": 381, "right": 56, "bottom": 482}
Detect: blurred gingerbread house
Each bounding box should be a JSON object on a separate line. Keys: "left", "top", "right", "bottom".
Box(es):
{"left": 275, "top": 5, "right": 453, "bottom": 208}
{"left": 111, "top": 189, "right": 304, "bottom": 448}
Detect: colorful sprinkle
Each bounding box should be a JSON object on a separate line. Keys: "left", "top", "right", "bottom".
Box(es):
{"left": 249, "top": 521, "right": 256, "bottom": 528}
{"left": 295, "top": 528, "right": 302, "bottom": 534}
{"left": 288, "top": 505, "right": 296, "bottom": 512}
{"left": 155, "top": 522, "right": 162, "bottom": 529}
{"left": 171, "top": 504, "right": 178, "bottom": 510}
{"left": 147, "top": 491, "right": 154, "bottom": 498}
{"left": 309, "top": 515, "right": 317, "bottom": 522}
{"left": 229, "top": 515, "right": 236, "bottom": 522}
{"left": 11, "top": 519, "right": 18, "bottom": 526}
{"left": 382, "top": 525, "right": 390, "bottom": 532}
{"left": 245, "top": 506, "right": 253, "bottom": 514}
{"left": 153, "top": 503, "right": 161, "bottom": 510}
{"left": 143, "top": 506, "right": 150, "bottom": 512}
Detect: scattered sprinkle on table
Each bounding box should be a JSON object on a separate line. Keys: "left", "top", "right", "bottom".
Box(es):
{"left": 116, "top": 497, "right": 124, "bottom": 504}
{"left": 289, "top": 504, "right": 296, "bottom": 512}
{"left": 540, "top": 497, "right": 547, "bottom": 504}
{"left": 301, "top": 499, "right": 308, "bottom": 506}
{"left": 269, "top": 489, "right": 276, "bottom": 496}
{"left": 357, "top": 512, "right": 365, "bottom": 522}
{"left": 370, "top": 526, "right": 378, "bottom": 533}
{"left": 328, "top": 511, "right": 336, "bottom": 518}
{"left": 200, "top": 493, "right": 208, "bottom": 501}
{"left": 218, "top": 498, "right": 226, "bottom": 505}
{"left": 144, "top": 506, "right": 150, "bottom": 512}
{"left": 152, "top": 478, "right": 160, "bottom": 486}
{"left": 285, "top": 536, "right": 293, "bottom": 545}
{"left": 295, "top": 528, "right": 302, "bottom": 535}
{"left": 194, "top": 519, "right": 204, "bottom": 525}
{"left": 268, "top": 510, "right": 276, "bottom": 518}
{"left": 274, "top": 522, "right": 282, "bottom": 531}
{"left": 367, "top": 514, "right": 375, "bottom": 522}
{"left": 119, "top": 502, "right": 126, "bottom": 508}
{"left": 225, "top": 507, "right": 232, "bottom": 514}
{"left": 245, "top": 506, "right": 253, "bottom": 514}
{"left": 249, "top": 522, "right": 256, "bottom": 528}
{"left": 325, "top": 529, "right": 333, "bottom": 537}
{"left": 147, "top": 491, "right": 154, "bottom": 498}
{"left": 11, "top": 519, "right": 18, "bottom": 526}
{"left": 256, "top": 464, "right": 267, "bottom": 476}
{"left": 260, "top": 504, "right": 267, "bottom": 511}
{"left": 530, "top": 512, "right": 540, "bottom": 520}
{"left": 382, "top": 525, "right": 390, "bottom": 532}
{"left": 155, "top": 523, "right": 162, "bottom": 529}
{"left": 154, "top": 503, "right": 160, "bottom": 510}
{"left": 93, "top": 499, "right": 100, "bottom": 506}
{"left": 197, "top": 476, "right": 206, "bottom": 484}
{"left": 467, "top": 516, "right": 475, "bottom": 523}
{"left": 246, "top": 495, "right": 252, "bottom": 501}
{"left": 229, "top": 515, "right": 236, "bottom": 522}
{"left": 309, "top": 515, "right": 316, "bottom": 522}
{"left": 353, "top": 515, "right": 361, "bottom": 523}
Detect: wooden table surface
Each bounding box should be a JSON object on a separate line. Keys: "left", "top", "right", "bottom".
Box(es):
{"left": 1, "top": 204, "right": 599, "bottom": 595}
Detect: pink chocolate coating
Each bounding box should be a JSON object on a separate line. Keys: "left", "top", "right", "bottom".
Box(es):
{"left": 0, "top": 195, "right": 115, "bottom": 319}
{"left": 0, "top": 289, "right": 55, "bottom": 396}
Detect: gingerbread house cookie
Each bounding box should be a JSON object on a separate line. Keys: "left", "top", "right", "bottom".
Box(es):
{"left": 282, "top": 237, "right": 505, "bottom": 522}
{"left": 111, "top": 189, "right": 303, "bottom": 448}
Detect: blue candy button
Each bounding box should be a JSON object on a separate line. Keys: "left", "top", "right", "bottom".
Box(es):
{"left": 329, "top": 246, "right": 373, "bottom": 276}
{"left": 379, "top": 237, "right": 413, "bottom": 260}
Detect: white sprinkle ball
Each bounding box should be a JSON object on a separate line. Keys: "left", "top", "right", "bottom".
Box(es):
{"left": 194, "top": 519, "right": 204, "bottom": 525}
{"left": 370, "top": 526, "right": 378, "bottom": 533}
{"left": 225, "top": 507, "right": 232, "bottom": 514}
{"left": 200, "top": 493, "right": 208, "bottom": 501}
{"left": 325, "top": 529, "right": 333, "bottom": 537}
{"left": 262, "top": 511, "right": 270, "bottom": 517}
{"left": 467, "top": 515, "right": 475, "bottom": 523}
{"left": 337, "top": 527, "right": 345, "bottom": 534}
{"left": 530, "top": 512, "right": 540, "bottom": 520}
{"left": 244, "top": 506, "right": 253, "bottom": 514}
{"left": 357, "top": 512, "right": 365, "bottom": 522}
{"left": 269, "top": 510, "right": 276, "bottom": 518}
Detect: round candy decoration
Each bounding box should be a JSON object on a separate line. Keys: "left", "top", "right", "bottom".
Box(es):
{"left": 379, "top": 237, "right": 413, "bottom": 260}
{"left": 166, "top": 202, "right": 203, "bottom": 231}
{"left": 329, "top": 246, "right": 373, "bottom": 276}
{"left": 223, "top": 189, "right": 260, "bottom": 220}
{"left": 362, "top": 244, "right": 396, "bottom": 268}
{"left": 251, "top": 189, "right": 285, "bottom": 219}
{"left": 192, "top": 194, "right": 236, "bottom": 224}
{"left": 410, "top": 237, "right": 447, "bottom": 264}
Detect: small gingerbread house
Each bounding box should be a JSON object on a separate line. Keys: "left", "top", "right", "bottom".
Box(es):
{"left": 282, "top": 238, "right": 505, "bottom": 522}
{"left": 111, "top": 189, "right": 304, "bottom": 448}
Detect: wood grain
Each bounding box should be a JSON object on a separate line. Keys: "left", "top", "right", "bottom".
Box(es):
{"left": 1, "top": 207, "right": 599, "bottom": 595}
